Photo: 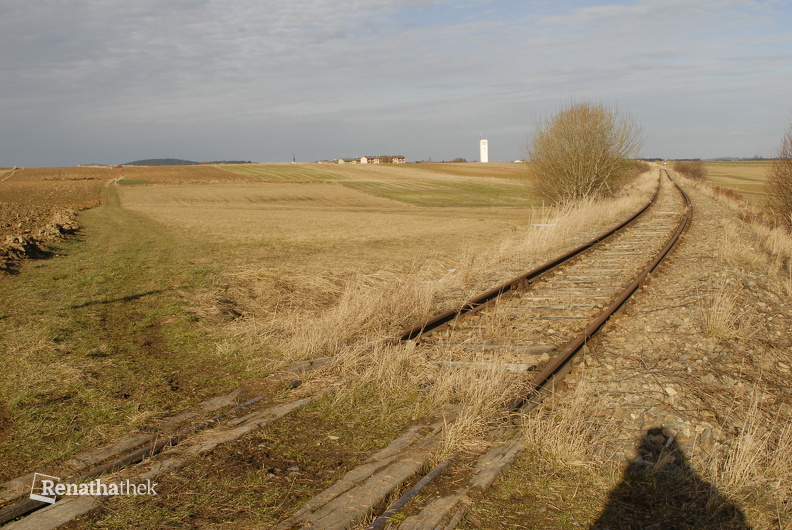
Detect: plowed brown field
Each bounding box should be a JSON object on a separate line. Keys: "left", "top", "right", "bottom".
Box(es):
{"left": 120, "top": 165, "right": 251, "bottom": 183}
{"left": 0, "top": 165, "right": 255, "bottom": 242}
{"left": 0, "top": 167, "right": 110, "bottom": 240}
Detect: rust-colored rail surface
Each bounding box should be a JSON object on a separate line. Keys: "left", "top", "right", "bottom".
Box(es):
{"left": 360, "top": 169, "right": 692, "bottom": 528}
{"left": 403, "top": 170, "right": 689, "bottom": 403}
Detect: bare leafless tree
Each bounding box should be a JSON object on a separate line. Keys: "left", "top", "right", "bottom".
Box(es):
{"left": 767, "top": 124, "right": 792, "bottom": 231}
{"left": 527, "top": 102, "right": 645, "bottom": 204}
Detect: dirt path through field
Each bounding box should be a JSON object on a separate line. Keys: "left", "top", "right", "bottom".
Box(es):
{"left": 0, "top": 168, "right": 18, "bottom": 182}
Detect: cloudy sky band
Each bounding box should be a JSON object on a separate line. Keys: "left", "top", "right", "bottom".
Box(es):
{"left": 1, "top": 0, "right": 790, "bottom": 165}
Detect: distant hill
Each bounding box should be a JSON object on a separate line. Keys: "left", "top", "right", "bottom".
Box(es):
{"left": 123, "top": 159, "right": 255, "bottom": 166}
{"left": 124, "top": 158, "right": 199, "bottom": 166}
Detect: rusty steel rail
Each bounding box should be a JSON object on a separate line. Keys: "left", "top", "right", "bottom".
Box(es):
{"left": 395, "top": 181, "right": 661, "bottom": 342}
{"left": 510, "top": 171, "right": 691, "bottom": 409}
{"left": 368, "top": 171, "right": 691, "bottom": 527}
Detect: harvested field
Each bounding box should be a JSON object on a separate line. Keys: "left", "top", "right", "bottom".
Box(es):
{"left": 9, "top": 166, "right": 115, "bottom": 182}
{"left": 409, "top": 162, "right": 531, "bottom": 180}
{"left": 702, "top": 161, "right": 770, "bottom": 205}
{"left": 117, "top": 181, "right": 537, "bottom": 277}
{"left": 313, "top": 162, "right": 539, "bottom": 207}
{"left": 220, "top": 163, "right": 343, "bottom": 182}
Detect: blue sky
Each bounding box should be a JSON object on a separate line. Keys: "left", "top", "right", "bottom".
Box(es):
{"left": 1, "top": 0, "right": 791, "bottom": 166}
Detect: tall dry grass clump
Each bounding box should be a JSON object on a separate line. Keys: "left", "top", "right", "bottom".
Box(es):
{"left": 697, "top": 278, "right": 755, "bottom": 341}
{"left": 466, "top": 170, "right": 657, "bottom": 278}
{"left": 705, "top": 392, "right": 792, "bottom": 518}
{"left": 520, "top": 377, "right": 614, "bottom": 467}
{"left": 326, "top": 341, "right": 524, "bottom": 455}
{"left": 527, "top": 101, "right": 644, "bottom": 204}
{"left": 767, "top": 123, "right": 792, "bottom": 232}
{"left": 280, "top": 269, "right": 442, "bottom": 358}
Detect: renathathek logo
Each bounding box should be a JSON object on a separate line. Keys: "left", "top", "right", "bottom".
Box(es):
{"left": 30, "top": 473, "right": 158, "bottom": 504}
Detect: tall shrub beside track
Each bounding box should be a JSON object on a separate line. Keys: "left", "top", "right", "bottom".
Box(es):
{"left": 767, "top": 123, "right": 792, "bottom": 231}
{"left": 527, "top": 102, "right": 644, "bottom": 205}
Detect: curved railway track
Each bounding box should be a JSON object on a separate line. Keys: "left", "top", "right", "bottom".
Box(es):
{"left": 2, "top": 169, "right": 691, "bottom": 529}
{"left": 418, "top": 169, "right": 691, "bottom": 408}
{"left": 278, "top": 169, "right": 692, "bottom": 529}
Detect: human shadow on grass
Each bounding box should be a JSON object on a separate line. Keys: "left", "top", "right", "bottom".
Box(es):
{"left": 591, "top": 427, "right": 750, "bottom": 530}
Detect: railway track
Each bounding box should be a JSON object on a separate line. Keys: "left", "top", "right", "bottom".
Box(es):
{"left": 420, "top": 169, "right": 690, "bottom": 407}
{"left": 2, "top": 169, "right": 691, "bottom": 529}
{"left": 276, "top": 169, "right": 692, "bottom": 529}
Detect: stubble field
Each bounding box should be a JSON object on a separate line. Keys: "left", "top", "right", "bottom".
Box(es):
{"left": 702, "top": 160, "right": 771, "bottom": 204}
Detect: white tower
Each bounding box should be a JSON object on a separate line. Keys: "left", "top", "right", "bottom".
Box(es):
{"left": 480, "top": 137, "right": 489, "bottom": 163}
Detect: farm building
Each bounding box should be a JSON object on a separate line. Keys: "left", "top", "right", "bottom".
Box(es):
{"left": 360, "top": 155, "right": 406, "bottom": 164}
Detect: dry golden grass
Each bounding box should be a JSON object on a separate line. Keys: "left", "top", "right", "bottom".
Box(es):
{"left": 520, "top": 377, "right": 614, "bottom": 466}
{"left": 698, "top": 278, "right": 754, "bottom": 341}
{"left": 676, "top": 171, "right": 792, "bottom": 298}
{"left": 705, "top": 392, "right": 792, "bottom": 526}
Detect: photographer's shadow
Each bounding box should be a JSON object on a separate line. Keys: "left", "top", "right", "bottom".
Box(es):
{"left": 591, "top": 427, "right": 749, "bottom": 529}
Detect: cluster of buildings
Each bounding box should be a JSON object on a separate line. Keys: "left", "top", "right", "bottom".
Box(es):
{"left": 314, "top": 138, "right": 491, "bottom": 165}
{"left": 317, "top": 155, "right": 407, "bottom": 165}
